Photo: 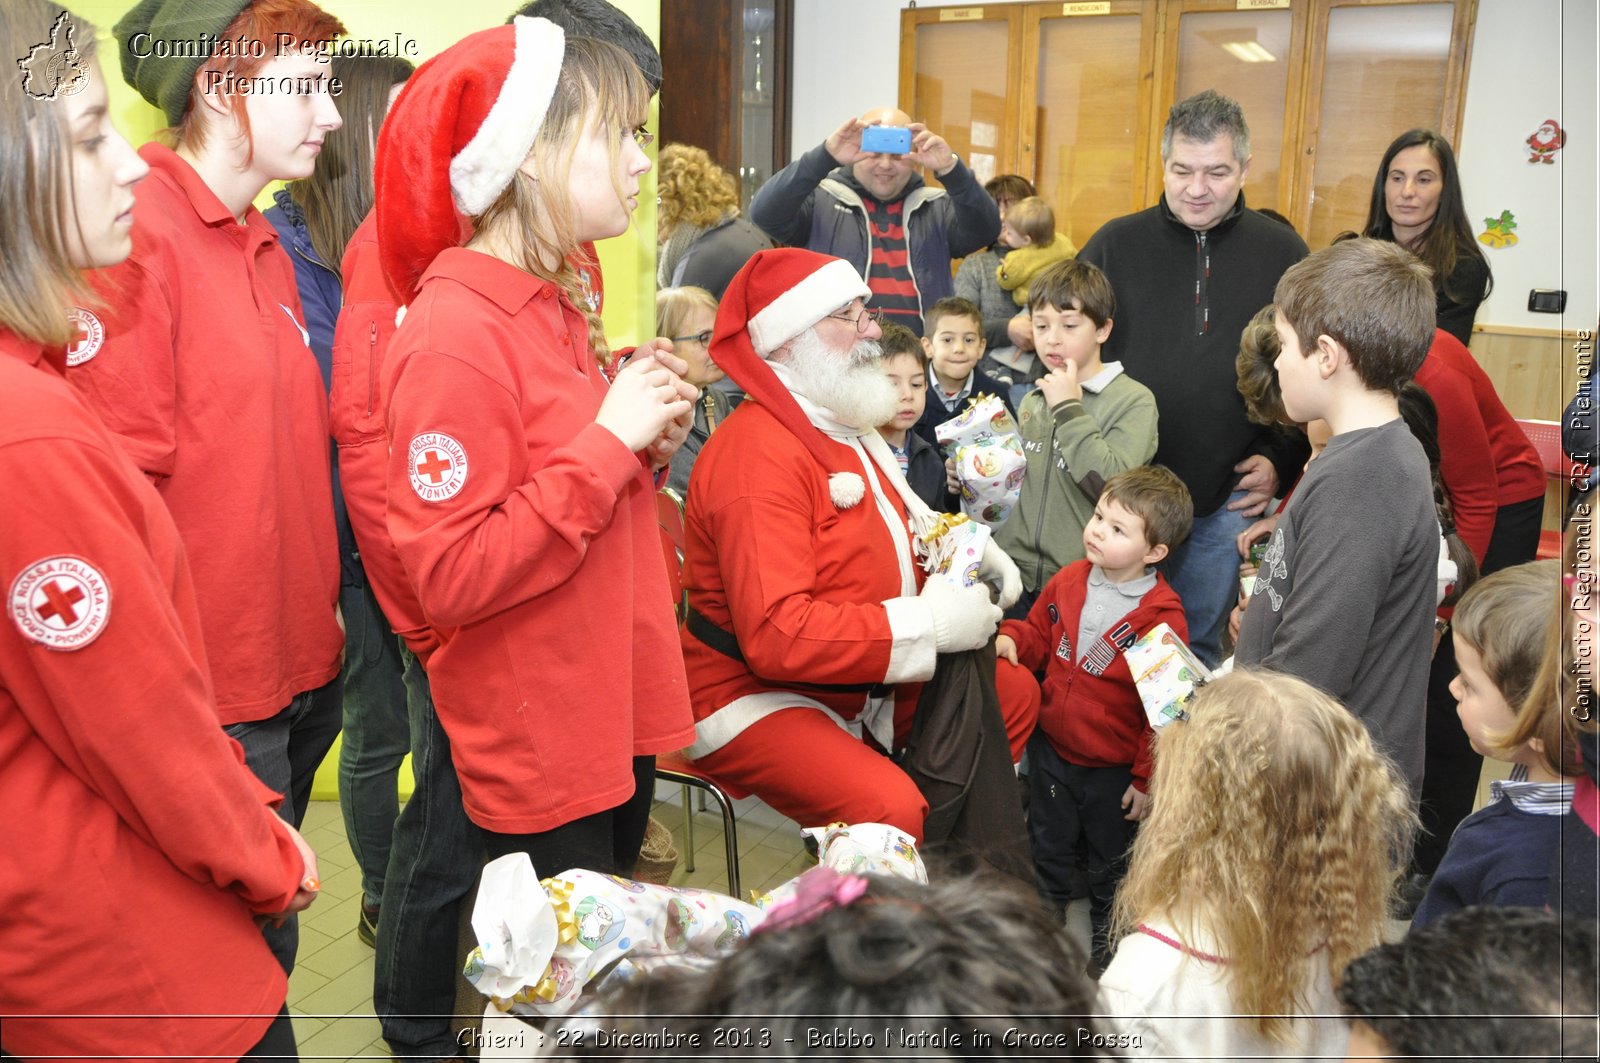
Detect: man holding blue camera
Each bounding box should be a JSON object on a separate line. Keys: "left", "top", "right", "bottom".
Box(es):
{"left": 751, "top": 107, "right": 1000, "bottom": 338}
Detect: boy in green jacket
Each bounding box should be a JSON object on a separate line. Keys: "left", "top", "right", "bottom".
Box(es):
{"left": 994, "top": 260, "right": 1159, "bottom": 615}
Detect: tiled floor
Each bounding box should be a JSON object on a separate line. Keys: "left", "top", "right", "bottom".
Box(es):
{"left": 285, "top": 783, "right": 815, "bottom": 1058}
{"left": 286, "top": 760, "right": 1511, "bottom": 1057}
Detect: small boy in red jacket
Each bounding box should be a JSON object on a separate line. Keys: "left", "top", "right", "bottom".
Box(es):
{"left": 995, "top": 464, "right": 1192, "bottom": 974}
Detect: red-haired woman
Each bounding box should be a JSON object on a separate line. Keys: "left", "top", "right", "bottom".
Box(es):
{"left": 68, "top": 0, "right": 347, "bottom": 974}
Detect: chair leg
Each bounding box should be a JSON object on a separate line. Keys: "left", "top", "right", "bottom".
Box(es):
{"left": 679, "top": 783, "right": 695, "bottom": 873}
{"left": 697, "top": 784, "right": 741, "bottom": 899}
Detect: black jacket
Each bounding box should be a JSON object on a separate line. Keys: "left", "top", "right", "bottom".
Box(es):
{"left": 666, "top": 216, "right": 775, "bottom": 300}
{"left": 751, "top": 144, "right": 1000, "bottom": 330}
{"left": 1078, "top": 196, "right": 1309, "bottom": 516}
{"left": 903, "top": 427, "right": 956, "bottom": 513}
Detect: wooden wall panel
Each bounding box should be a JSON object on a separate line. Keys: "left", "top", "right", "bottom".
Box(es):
{"left": 1468, "top": 327, "right": 1570, "bottom": 423}
{"left": 1469, "top": 325, "right": 1581, "bottom": 532}
{"left": 660, "top": 0, "right": 739, "bottom": 171}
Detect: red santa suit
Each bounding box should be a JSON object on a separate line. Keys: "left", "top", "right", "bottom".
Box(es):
{"left": 67, "top": 144, "right": 341, "bottom": 723}
{"left": 682, "top": 250, "right": 1020, "bottom": 840}
{"left": 1, "top": 331, "right": 306, "bottom": 1061}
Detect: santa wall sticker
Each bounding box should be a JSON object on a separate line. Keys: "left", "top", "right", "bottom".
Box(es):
{"left": 1526, "top": 119, "right": 1566, "bottom": 164}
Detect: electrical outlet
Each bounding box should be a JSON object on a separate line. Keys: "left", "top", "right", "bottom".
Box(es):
{"left": 1529, "top": 289, "right": 1568, "bottom": 313}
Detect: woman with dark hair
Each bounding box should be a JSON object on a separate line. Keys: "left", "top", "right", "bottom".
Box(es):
{"left": 263, "top": 50, "right": 414, "bottom": 949}
{"left": 1, "top": 2, "right": 317, "bottom": 1058}
{"left": 1362, "top": 129, "right": 1492, "bottom": 344}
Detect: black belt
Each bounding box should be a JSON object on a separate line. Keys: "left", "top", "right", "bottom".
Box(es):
{"left": 686, "top": 606, "right": 893, "bottom": 698}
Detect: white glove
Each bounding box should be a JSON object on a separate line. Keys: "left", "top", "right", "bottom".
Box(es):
{"left": 978, "top": 538, "right": 1023, "bottom": 609}
{"left": 920, "top": 577, "right": 1002, "bottom": 653}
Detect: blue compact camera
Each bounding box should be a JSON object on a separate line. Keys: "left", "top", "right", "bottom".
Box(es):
{"left": 860, "top": 124, "right": 912, "bottom": 155}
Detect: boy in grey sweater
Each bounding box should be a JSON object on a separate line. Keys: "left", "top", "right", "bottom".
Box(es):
{"left": 1235, "top": 239, "right": 1439, "bottom": 793}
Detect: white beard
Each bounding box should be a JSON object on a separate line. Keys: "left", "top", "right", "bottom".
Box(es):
{"left": 778, "top": 328, "right": 898, "bottom": 431}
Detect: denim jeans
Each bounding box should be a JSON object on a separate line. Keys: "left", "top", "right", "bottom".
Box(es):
{"left": 1165, "top": 490, "right": 1256, "bottom": 669}
{"left": 224, "top": 676, "right": 343, "bottom": 975}
{"left": 373, "top": 649, "right": 483, "bottom": 1060}
{"left": 336, "top": 579, "right": 410, "bottom": 910}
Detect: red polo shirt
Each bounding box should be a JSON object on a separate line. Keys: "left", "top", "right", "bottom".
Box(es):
{"left": 330, "top": 212, "right": 440, "bottom": 659}
{"left": 1, "top": 330, "right": 304, "bottom": 1060}
{"left": 332, "top": 212, "right": 609, "bottom": 663}
{"left": 383, "top": 247, "right": 691, "bottom": 833}
{"left": 69, "top": 144, "right": 341, "bottom": 724}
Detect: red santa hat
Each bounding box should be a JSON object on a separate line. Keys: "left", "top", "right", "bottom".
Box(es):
{"left": 711, "top": 248, "right": 875, "bottom": 508}
{"left": 375, "top": 16, "right": 565, "bottom": 297}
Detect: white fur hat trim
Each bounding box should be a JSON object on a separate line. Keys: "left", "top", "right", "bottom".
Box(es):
{"left": 449, "top": 17, "right": 565, "bottom": 217}
{"left": 746, "top": 258, "right": 871, "bottom": 355}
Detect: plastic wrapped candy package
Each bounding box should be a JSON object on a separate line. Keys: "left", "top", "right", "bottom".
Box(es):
{"left": 917, "top": 513, "right": 992, "bottom": 590}
{"left": 934, "top": 393, "right": 1018, "bottom": 449}
{"left": 935, "top": 395, "right": 1025, "bottom": 527}
{"left": 463, "top": 823, "right": 926, "bottom": 1019}
{"left": 1125, "top": 622, "right": 1213, "bottom": 729}
{"left": 953, "top": 436, "right": 1026, "bottom": 527}
{"left": 464, "top": 865, "right": 763, "bottom": 1017}
{"left": 795, "top": 821, "right": 926, "bottom": 884}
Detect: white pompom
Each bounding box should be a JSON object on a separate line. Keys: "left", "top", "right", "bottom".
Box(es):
{"left": 828, "top": 472, "right": 865, "bottom": 508}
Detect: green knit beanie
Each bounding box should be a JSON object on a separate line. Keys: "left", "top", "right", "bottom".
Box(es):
{"left": 113, "top": 0, "right": 254, "bottom": 127}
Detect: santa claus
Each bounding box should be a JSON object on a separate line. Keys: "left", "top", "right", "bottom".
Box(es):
{"left": 678, "top": 248, "right": 1023, "bottom": 840}
{"left": 1527, "top": 119, "right": 1565, "bottom": 164}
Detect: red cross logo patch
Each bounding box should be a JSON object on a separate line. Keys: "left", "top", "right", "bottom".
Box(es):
{"left": 65, "top": 307, "right": 104, "bottom": 367}
{"left": 9, "top": 555, "right": 111, "bottom": 650}
{"left": 407, "top": 432, "right": 469, "bottom": 503}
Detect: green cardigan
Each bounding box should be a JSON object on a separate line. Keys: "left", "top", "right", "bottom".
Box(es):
{"left": 993, "top": 367, "right": 1159, "bottom": 593}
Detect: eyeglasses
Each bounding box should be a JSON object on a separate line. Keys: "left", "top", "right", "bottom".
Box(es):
{"left": 672, "top": 330, "right": 713, "bottom": 348}
{"left": 825, "top": 304, "right": 884, "bottom": 334}
{"left": 631, "top": 125, "right": 655, "bottom": 148}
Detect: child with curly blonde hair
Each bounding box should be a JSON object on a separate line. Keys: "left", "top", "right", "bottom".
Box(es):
{"left": 1099, "top": 669, "right": 1415, "bottom": 1059}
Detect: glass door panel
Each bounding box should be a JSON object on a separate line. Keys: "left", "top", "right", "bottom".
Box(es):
{"left": 1306, "top": 2, "right": 1455, "bottom": 248}
{"left": 1034, "top": 14, "right": 1146, "bottom": 247}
